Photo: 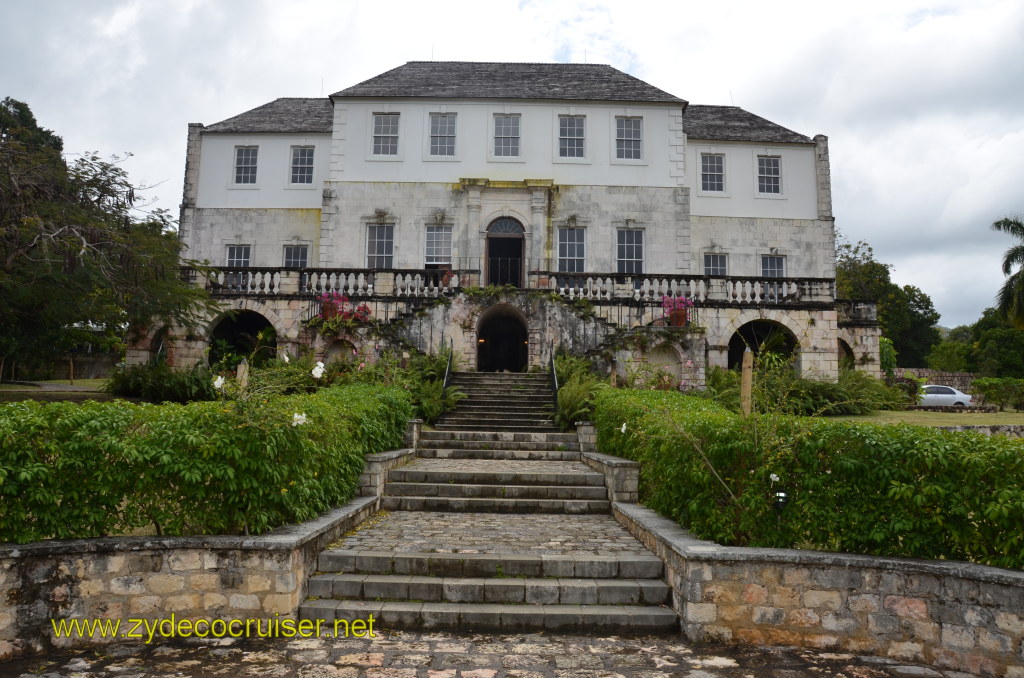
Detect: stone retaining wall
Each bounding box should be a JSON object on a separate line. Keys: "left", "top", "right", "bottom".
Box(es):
{"left": 937, "top": 425, "right": 1024, "bottom": 439}
{"left": 614, "top": 503, "right": 1024, "bottom": 677}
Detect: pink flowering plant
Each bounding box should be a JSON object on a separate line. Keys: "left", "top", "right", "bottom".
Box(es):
{"left": 661, "top": 295, "right": 695, "bottom": 325}
{"left": 308, "top": 292, "right": 372, "bottom": 335}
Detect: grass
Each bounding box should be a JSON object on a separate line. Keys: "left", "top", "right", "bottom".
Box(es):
{"left": 831, "top": 409, "right": 1024, "bottom": 427}
{"left": 0, "top": 378, "right": 107, "bottom": 389}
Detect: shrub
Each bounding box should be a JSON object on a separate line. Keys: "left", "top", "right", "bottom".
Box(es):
{"left": 972, "top": 377, "right": 1024, "bottom": 411}
{"left": 105, "top": 361, "right": 216, "bottom": 403}
{"left": 0, "top": 384, "right": 412, "bottom": 542}
{"left": 593, "top": 388, "right": 1024, "bottom": 568}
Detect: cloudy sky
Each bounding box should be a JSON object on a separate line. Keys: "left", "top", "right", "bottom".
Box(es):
{"left": 3, "top": 0, "right": 1022, "bottom": 328}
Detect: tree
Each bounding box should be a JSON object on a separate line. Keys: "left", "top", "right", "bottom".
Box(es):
{"left": 0, "top": 97, "right": 215, "bottom": 378}
{"left": 992, "top": 215, "right": 1024, "bottom": 329}
{"left": 836, "top": 239, "right": 941, "bottom": 367}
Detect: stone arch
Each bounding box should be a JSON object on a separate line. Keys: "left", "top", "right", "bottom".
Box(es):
{"left": 727, "top": 319, "right": 799, "bottom": 369}
{"left": 838, "top": 338, "right": 855, "bottom": 369}
{"left": 712, "top": 309, "right": 809, "bottom": 350}
{"left": 207, "top": 309, "right": 279, "bottom": 368}
{"left": 476, "top": 303, "right": 530, "bottom": 372}
{"left": 325, "top": 338, "right": 357, "bottom": 364}
{"left": 645, "top": 343, "right": 683, "bottom": 385}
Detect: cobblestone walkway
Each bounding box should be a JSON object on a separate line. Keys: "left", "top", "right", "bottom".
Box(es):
{"left": 3, "top": 630, "right": 966, "bottom": 677}
{"left": 331, "top": 511, "right": 652, "bottom": 554}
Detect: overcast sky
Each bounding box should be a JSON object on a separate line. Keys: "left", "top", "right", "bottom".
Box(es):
{"left": 3, "top": 0, "right": 1022, "bottom": 328}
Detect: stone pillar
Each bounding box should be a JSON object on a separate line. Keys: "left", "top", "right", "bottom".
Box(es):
{"left": 814, "top": 134, "right": 833, "bottom": 221}
{"left": 178, "top": 123, "right": 204, "bottom": 246}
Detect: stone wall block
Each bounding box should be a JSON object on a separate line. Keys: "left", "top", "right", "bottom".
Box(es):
{"left": 168, "top": 551, "right": 202, "bottom": 572}
{"left": 684, "top": 602, "right": 717, "bottom": 623}
{"left": 109, "top": 576, "right": 146, "bottom": 596}
{"left": 811, "top": 568, "right": 862, "bottom": 590}
{"left": 848, "top": 594, "right": 880, "bottom": 614}
{"left": 787, "top": 608, "right": 821, "bottom": 627}
{"left": 883, "top": 595, "right": 929, "bottom": 620}
{"left": 228, "top": 593, "right": 261, "bottom": 611}
{"left": 886, "top": 641, "right": 925, "bottom": 662}
{"left": 803, "top": 590, "right": 842, "bottom": 611}
{"left": 752, "top": 606, "right": 785, "bottom": 625}
{"left": 941, "top": 623, "right": 977, "bottom": 649}
{"left": 146, "top": 574, "right": 184, "bottom": 595}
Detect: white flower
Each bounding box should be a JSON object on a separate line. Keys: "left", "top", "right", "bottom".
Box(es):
{"left": 213, "top": 376, "right": 225, "bottom": 390}
{"left": 282, "top": 353, "right": 290, "bottom": 364}
{"left": 769, "top": 473, "right": 780, "bottom": 483}
{"left": 311, "top": 365, "right": 325, "bottom": 379}
{"left": 620, "top": 423, "right": 627, "bottom": 434}
{"left": 316, "top": 361, "right": 325, "bottom": 368}
{"left": 291, "top": 413, "right": 307, "bottom": 427}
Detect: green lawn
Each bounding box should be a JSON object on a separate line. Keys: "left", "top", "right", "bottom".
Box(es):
{"left": 831, "top": 409, "right": 1024, "bottom": 427}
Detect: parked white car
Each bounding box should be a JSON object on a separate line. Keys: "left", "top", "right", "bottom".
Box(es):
{"left": 919, "top": 385, "right": 973, "bottom": 408}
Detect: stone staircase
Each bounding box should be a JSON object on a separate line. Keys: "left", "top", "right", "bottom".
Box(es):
{"left": 299, "top": 371, "right": 679, "bottom": 634}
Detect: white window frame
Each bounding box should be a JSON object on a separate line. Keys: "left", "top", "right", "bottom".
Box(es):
{"left": 761, "top": 254, "right": 786, "bottom": 278}
{"left": 427, "top": 113, "right": 457, "bottom": 159}
{"left": 616, "top": 229, "right": 644, "bottom": 275}
{"left": 424, "top": 225, "right": 452, "bottom": 266}
{"left": 289, "top": 146, "right": 315, "bottom": 185}
{"left": 756, "top": 154, "right": 784, "bottom": 197}
{"left": 699, "top": 153, "right": 726, "bottom": 194}
{"left": 556, "top": 114, "right": 587, "bottom": 162}
{"left": 614, "top": 116, "right": 643, "bottom": 161}
{"left": 371, "top": 113, "right": 400, "bottom": 158}
{"left": 226, "top": 244, "right": 251, "bottom": 267}
{"left": 283, "top": 244, "right": 308, "bottom": 269}
{"left": 366, "top": 223, "right": 394, "bottom": 269}
{"left": 704, "top": 253, "right": 727, "bottom": 277}
{"left": 558, "top": 227, "right": 586, "bottom": 273}
{"left": 490, "top": 113, "right": 522, "bottom": 161}
{"left": 233, "top": 146, "right": 258, "bottom": 186}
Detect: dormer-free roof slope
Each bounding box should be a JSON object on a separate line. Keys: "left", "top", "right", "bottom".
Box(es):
{"left": 682, "top": 105, "right": 812, "bottom": 144}
{"left": 203, "top": 98, "right": 333, "bottom": 134}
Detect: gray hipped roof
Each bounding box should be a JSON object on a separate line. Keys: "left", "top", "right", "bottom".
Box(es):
{"left": 332, "top": 62, "right": 686, "bottom": 104}
{"left": 203, "top": 98, "right": 333, "bottom": 133}
{"left": 682, "top": 105, "right": 812, "bottom": 144}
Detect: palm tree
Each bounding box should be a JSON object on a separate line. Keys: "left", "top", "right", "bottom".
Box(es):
{"left": 992, "top": 216, "right": 1024, "bottom": 329}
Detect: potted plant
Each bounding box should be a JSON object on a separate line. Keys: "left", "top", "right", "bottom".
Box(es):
{"left": 661, "top": 295, "right": 695, "bottom": 327}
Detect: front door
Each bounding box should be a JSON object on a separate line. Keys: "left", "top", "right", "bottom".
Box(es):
{"left": 477, "top": 314, "right": 528, "bottom": 372}
{"left": 487, "top": 236, "right": 523, "bottom": 287}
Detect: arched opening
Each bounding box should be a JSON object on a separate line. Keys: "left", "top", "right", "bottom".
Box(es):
{"left": 477, "top": 312, "right": 528, "bottom": 372}
{"left": 326, "top": 339, "right": 357, "bottom": 364}
{"left": 208, "top": 311, "right": 277, "bottom": 369}
{"left": 645, "top": 344, "right": 682, "bottom": 387}
{"left": 148, "top": 326, "right": 169, "bottom": 364}
{"left": 727, "top": 320, "right": 797, "bottom": 369}
{"left": 486, "top": 217, "right": 524, "bottom": 287}
{"left": 838, "top": 339, "right": 855, "bottom": 370}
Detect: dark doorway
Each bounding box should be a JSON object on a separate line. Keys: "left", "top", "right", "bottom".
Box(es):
{"left": 727, "top": 320, "right": 797, "bottom": 369}
{"left": 486, "top": 217, "right": 524, "bottom": 287}
{"left": 209, "top": 311, "right": 277, "bottom": 368}
{"left": 477, "top": 314, "right": 528, "bottom": 372}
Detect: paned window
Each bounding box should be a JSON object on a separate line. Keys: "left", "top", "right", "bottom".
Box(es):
{"left": 558, "top": 228, "right": 585, "bottom": 273}
{"left": 283, "top": 245, "right": 308, "bottom": 268}
{"left": 494, "top": 114, "right": 520, "bottom": 157}
{"left": 758, "top": 155, "right": 781, "bottom": 194}
{"left": 701, "top": 153, "right": 724, "bottom": 192}
{"left": 704, "top": 253, "right": 727, "bottom": 277}
{"left": 366, "top": 224, "right": 394, "bottom": 268}
{"left": 429, "top": 114, "right": 456, "bottom": 156}
{"left": 762, "top": 255, "right": 785, "bottom": 277}
{"left": 226, "top": 244, "right": 251, "bottom": 267}
{"left": 234, "top": 147, "right": 258, "bottom": 184}
{"left": 424, "top": 225, "right": 452, "bottom": 265}
{"left": 616, "top": 230, "right": 644, "bottom": 275}
{"left": 559, "top": 116, "right": 585, "bottom": 158}
{"left": 615, "top": 117, "right": 642, "bottom": 159}
{"left": 372, "top": 114, "right": 400, "bottom": 155}
{"left": 290, "top": 147, "right": 314, "bottom": 184}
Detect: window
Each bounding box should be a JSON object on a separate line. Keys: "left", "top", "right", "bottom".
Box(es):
{"left": 372, "top": 114, "right": 399, "bottom": 155}
{"left": 290, "top": 147, "right": 314, "bottom": 184}
{"left": 704, "top": 253, "right": 727, "bottom": 277}
{"left": 226, "top": 244, "right": 251, "bottom": 267}
{"left": 762, "top": 255, "right": 785, "bottom": 277}
{"left": 701, "top": 153, "right": 724, "bottom": 192}
{"left": 616, "top": 230, "right": 643, "bottom": 274}
{"left": 559, "top": 115, "right": 585, "bottom": 158}
{"left": 284, "top": 245, "right": 308, "bottom": 268}
{"left": 234, "top": 147, "right": 258, "bottom": 184}
{"left": 429, "top": 114, "right": 456, "bottom": 156}
{"left": 424, "top": 225, "right": 452, "bottom": 266}
{"left": 615, "top": 117, "right": 642, "bottom": 160}
{"left": 757, "top": 155, "right": 781, "bottom": 194}
{"left": 558, "top": 228, "right": 585, "bottom": 273}
{"left": 366, "top": 224, "right": 394, "bottom": 268}
{"left": 494, "top": 114, "right": 520, "bottom": 157}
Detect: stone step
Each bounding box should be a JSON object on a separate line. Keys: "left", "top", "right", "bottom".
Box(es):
{"left": 416, "top": 448, "right": 580, "bottom": 461}
{"left": 437, "top": 417, "right": 555, "bottom": 428}
{"left": 453, "top": 403, "right": 553, "bottom": 413}
{"left": 381, "top": 496, "right": 611, "bottom": 513}
{"left": 449, "top": 390, "right": 552, "bottom": 399}
{"left": 316, "top": 549, "right": 664, "bottom": 579}
{"left": 434, "top": 423, "right": 561, "bottom": 433}
{"left": 419, "top": 431, "right": 577, "bottom": 444}
{"left": 385, "top": 482, "right": 607, "bottom": 500}
{"left": 388, "top": 468, "right": 604, "bottom": 486}
{"left": 417, "top": 439, "right": 578, "bottom": 452}
{"left": 450, "top": 373, "right": 550, "bottom": 382}
{"left": 299, "top": 600, "right": 678, "bottom": 633}
{"left": 308, "top": 574, "right": 671, "bottom": 606}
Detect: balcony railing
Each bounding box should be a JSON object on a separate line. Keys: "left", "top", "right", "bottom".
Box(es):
{"left": 193, "top": 266, "right": 835, "bottom": 307}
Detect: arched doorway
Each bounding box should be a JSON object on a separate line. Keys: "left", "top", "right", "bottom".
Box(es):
{"left": 208, "top": 311, "right": 277, "bottom": 368}
{"left": 727, "top": 320, "right": 797, "bottom": 369}
{"left": 838, "top": 339, "right": 855, "bottom": 370}
{"left": 486, "top": 217, "right": 524, "bottom": 287}
{"left": 477, "top": 312, "right": 528, "bottom": 372}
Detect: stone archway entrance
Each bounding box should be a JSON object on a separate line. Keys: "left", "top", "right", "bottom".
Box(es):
{"left": 208, "top": 311, "right": 277, "bottom": 368}
{"left": 486, "top": 217, "right": 524, "bottom": 287}
{"left": 727, "top": 320, "right": 797, "bottom": 369}
{"left": 477, "top": 313, "right": 528, "bottom": 372}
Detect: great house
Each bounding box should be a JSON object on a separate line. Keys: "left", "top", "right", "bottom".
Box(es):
{"left": 136, "top": 61, "right": 880, "bottom": 382}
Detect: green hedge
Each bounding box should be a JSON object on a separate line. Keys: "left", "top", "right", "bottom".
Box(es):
{"left": 594, "top": 389, "right": 1024, "bottom": 569}
{"left": 0, "top": 384, "right": 412, "bottom": 543}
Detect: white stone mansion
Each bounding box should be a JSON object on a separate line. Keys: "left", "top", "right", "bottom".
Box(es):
{"left": 136, "top": 62, "right": 880, "bottom": 383}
